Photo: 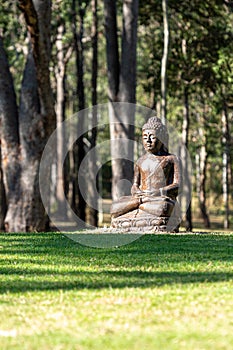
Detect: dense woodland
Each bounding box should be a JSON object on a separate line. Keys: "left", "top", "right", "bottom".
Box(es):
{"left": 0, "top": 0, "right": 232, "bottom": 232}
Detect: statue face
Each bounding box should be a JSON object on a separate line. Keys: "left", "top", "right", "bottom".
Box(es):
{"left": 142, "top": 129, "right": 163, "bottom": 154}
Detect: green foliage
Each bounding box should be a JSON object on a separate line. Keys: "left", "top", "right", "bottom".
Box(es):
{"left": 137, "top": 0, "right": 233, "bottom": 213}
{"left": 0, "top": 232, "right": 233, "bottom": 349}
{"left": 138, "top": 0, "right": 233, "bottom": 106}
{"left": 137, "top": 0, "right": 162, "bottom": 106}
{"left": 50, "top": 0, "right": 108, "bottom": 115}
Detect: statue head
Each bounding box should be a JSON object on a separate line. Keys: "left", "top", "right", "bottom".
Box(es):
{"left": 142, "top": 116, "right": 169, "bottom": 153}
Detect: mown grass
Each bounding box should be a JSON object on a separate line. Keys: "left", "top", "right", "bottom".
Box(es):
{"left": 0, "top": 232, "right": 233, "bottom": 350}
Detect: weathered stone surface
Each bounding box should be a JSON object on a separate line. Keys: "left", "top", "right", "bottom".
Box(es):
{"left": 111, "top": 209, "right": 180, "bottom": 232}
{"left": 110, "top": 116, "right": 182, "bottom": 233}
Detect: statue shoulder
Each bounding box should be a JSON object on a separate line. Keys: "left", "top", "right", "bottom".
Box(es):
{"left": 136, "top": 153, "right": 148, "bottom": 165}
{"left": 167, "top": 153, "right": 182, "bottom": 164}
{"left": 166, "top": 153, "right": 179, "bottom": 159}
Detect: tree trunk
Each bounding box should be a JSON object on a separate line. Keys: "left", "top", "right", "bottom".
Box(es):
{"left": 104, "top": 0, "right": 119, "bottom": 102}
{"left": 0, "top": 36, "right": 22, "bottom": 231}
{"left": 119, "top": 0, "right": 138, "bottom": 104}
{"left": 18, "top": 0, "right": 55, "bottom": 136}
{"left": 181, "top": 86, "right": 192, "bottom": 231}
{"left": 87, "top": 0, "right": 98, "bottom": 227}
{"left": 197, "top": 113, "right": 210, "bottom": 228}
{"left": 199, "top": 145, "right": 210, "bottom": 228}
{"left": 104, "top": 0, "right": 121, "bottom": 201}
{"left": 0, "top": 0, "right": 56, "bottom": 232}
{"left": 222, "top": 102, "right": 230, "bottom": 229}
{"left": 161, "top": 0, "right": 169, "bottom": 124}
{"left": 55, "top": 23, "right": 66, "bottom": 217}
{"left": 55, "top": 23, "right": 73, "bottom": 218}
{"left": 104, "top": 0, "right": 138, "bottom": 200}
{"left": 18, "top": 0, "right": 55, "bottom": 232}
{"left": 0, "top": 145, "right": 7, "bottom": 230}
{"left": 17, "top": 52, "right": 48, "bottom": 231}
{"left": 71, "top": 0, "right": 86, "bottom": 223}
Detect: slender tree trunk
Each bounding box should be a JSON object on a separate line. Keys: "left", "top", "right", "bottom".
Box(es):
{"left": 199, "top": 144, "right": 210, "bottom": 228}
{"left": 161, "top": 0, "right": 169, "bottom": 124}
{"left": 119, "top": 0, "right": 138, "bottom": 104}
{"left": 0, "top": 145, "right": 7, "bottom": 230}
{"left": 195, "top": 151, "right": 200, "bottom": 218}
{"left": 55, "top": 23, "right": 66, "bottom": 217}
{"left": 197, "top": 112, "right": 210, "bottom": 228}
{"left": 55, "top": 23, "right": 73, "bottom": 218}
{"left": 181, "top": 86, "right": 192, "bottom": 231}
{"left": 104, "top": 0, "right": 121, "bottom": 201}
{"left": 104, "top": 0, "right": 119, "bottom": 102}
{"left": 222, "top": 102, "right": 230, "bottom": 229}
{"left": 104, "top": 0, "right": 138, "bottom": 200}
{"left": 19, "top": 0, "right": 55, "bottom": 136}
{"left": 71, "top": 0, "right": 86, "bottom": 223}
{"left": 230, "top": 131, "right": 233, "bottom": 203}
{"left": 87, "top": 0, "right": 98, "bottom": 227}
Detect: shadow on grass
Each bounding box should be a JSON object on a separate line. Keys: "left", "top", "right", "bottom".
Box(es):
{"left": 1, "top": 232, "right": 233, "bottom": 259}
{"left": 0, "top": 232, "right": 233, "bottom": 293}
{"left": 0, "top": 269, "right": 233, "bottom": 294}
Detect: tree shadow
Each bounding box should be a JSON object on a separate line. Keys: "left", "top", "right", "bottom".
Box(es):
{"left": 0, "top": 232, "right": 233, "bottom": 294}
{"left": 0, "top": 269, "right": 232, "bottom": 294}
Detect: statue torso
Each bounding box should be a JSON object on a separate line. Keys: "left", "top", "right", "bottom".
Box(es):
{"left": 136, "top": 153, "right": 175, "bottom": 193}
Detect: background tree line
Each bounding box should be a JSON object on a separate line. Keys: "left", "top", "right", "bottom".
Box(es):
{"left": 0, "top": 0, "right": 232, "bottom": 232}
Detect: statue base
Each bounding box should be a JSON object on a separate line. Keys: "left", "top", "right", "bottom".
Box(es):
{"left": 111, "top": 208, "right": 180, "bottom": 233}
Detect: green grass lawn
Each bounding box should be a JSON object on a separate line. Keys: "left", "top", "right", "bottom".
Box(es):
{"left": 0, "top": 232, "right": 233, "bottom": 350}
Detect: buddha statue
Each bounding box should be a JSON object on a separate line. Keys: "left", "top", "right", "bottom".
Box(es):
{"left": 110, "top": 116, "right": 182, "bottom": 232}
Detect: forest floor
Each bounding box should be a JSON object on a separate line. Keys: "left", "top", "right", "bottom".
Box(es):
{"left": 0, "top": 232, "right": 233, "bottom": 349}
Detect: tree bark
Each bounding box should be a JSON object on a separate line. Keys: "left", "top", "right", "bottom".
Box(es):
{"left": 222, "top": 102, "right": 230, "bottom": 229}
{"left": 71, "top": 0, "right": 86, "bottom": 223}
{"left": 0, "top": 144, "right": 7, "bottom": 230}
{"left": 18, "top": 0, "right": 55, "bottom": 232}
{"left": 0, "top": 36, "right": 22, "bottom": 231}
{"left": 0, "top": 0, "right": 56, "bottom": 231}
{"left": 87, "top": 0, "right": 98, "bottom": 227}
{"left": 104, "top": 0, "right": 119, "bottom": 102}
{"left": 17, "top": 52, "right": 48, "bottom": 231}
{"left": 55, "top": 23, "right": 73, "bottom": 218}
{"left": 55, "top": 23, "right": 66, "bottom": 217}
{"left": 161, "top": 0, "right": 169, "bottom": 124}
{"left": 181, "top": 86, "right": 192, "bottom": 231}
{"left": 197, "top": 112, "right": 210, "bottom": 228}
{"left": 119, "top": 0, "right": 138, "bottom": 104}
{"left": 18, "top": 0, "right": 55, "bottom": 137}
{"left": 104, "top": 0, "right": 138, "bottom": 200}
{"left": 199, "top": 144, "right": 210, "bottom": 228}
